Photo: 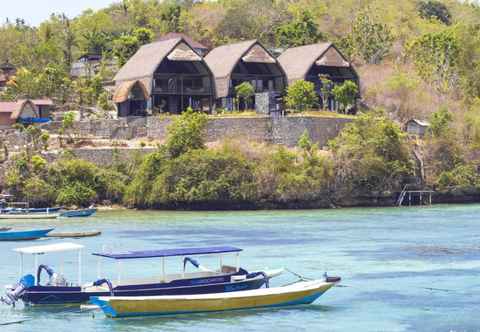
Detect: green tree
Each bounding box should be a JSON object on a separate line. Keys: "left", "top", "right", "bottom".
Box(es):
{"left": 56, "top": 182, "right": 97, "bottom": 207}
{"left": 329, "top": 110, "right": 413, "bottom": 196}
{"left": 165, "top": 109, "right": 208, "bottom": 158}
{"left": 24, "top": 176, "right": 57, "bottom": 207}
{"left": 417, "top": 0, "right": 451, "bottom": 25}
{"left": 331, "top": 80, "right": 358, "bottom": 112}
{"left": 133, "top": 27, "right": 153, "bottom": 45}
{"left": 285, "top": 80, "right": 317, "bottom": 112}
{"left": 113, "top": 34, "right": 139, "bottom": 66}
{"left": 275, "top": 9, "right": 323, "bottom": 48}
{"left": 82, "top": 29, "right": 111, "bottom": 55}
{"left": 234, "top": 82, "right": 255, "bottom": 110}
{"left": 408, "top": 29, "right": 460, "bottom": 93}
{"left": 351, "top": 10, "right": 393, "bottom": 64}
{"left": 429, "top": 107, "right": 453, "bottom": 138}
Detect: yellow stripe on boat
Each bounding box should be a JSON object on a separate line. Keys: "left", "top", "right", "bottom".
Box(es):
{"left": 93, "top": 280, "right": 337, "bottom": 318}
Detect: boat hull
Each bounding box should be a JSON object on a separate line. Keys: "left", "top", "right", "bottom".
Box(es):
{"left": 21, "top": 275, "right": 267, "bottom": 305}
{"left": 0, "top": 213, "right": 59, "bottom": 220}
{"left": 91, "top": 280, "right": 336, "bottom": 318}
{"left": 60, "top": 209, "right": 96, "bottom": 218}
{"left": 0, "top": 228, "right": 54, "bottom": 241}
{"left": 46, "top": 231, "right": 101, "bottom": 238}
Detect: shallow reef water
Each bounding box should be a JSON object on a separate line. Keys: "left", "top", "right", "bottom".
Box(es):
{"left": 0, "top": 204, "right": 479, "bottom": 331}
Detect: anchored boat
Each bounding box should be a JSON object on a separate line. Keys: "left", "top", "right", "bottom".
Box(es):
{"left": 2, "top": 244, "right": 283, "bottom": 306}
{"left": 60, "top": 208, "right": 96, "bottom": 218}
{"left": 0, "top": 228, "right": 54, "bottom": 241}
{"left": 91, "top": 278, "right": 340, "bottom": 318}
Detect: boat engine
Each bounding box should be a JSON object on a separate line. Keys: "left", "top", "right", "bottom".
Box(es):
{"left": 1, "top": 274, "right": 35, "bottom": 306}
{"left": 37, "top": 264, "right": 67, "bottom": 287}
{"left": 323, "top": 272, "right": 341, "bottom": 283}
{"left": 183, "top": 257, "right": 211, "bottom": 272}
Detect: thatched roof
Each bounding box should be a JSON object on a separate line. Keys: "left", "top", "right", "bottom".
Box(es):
{"left": 278, "top": 43, "right": 354, "bottom": 84}
{"left": 113, "top": 37, "right": 202, "bottom": 95}
{"left": 0, "top": 100, "right": 38, "bottom": 119}
{"left": 156, "top": 32, "right": 208, "bottom": 52}
{"left": 113, "top": 80, "right": 149, "bottom": 103}
{"left": 205, "top": 40, "right": 280, "bottom": 98}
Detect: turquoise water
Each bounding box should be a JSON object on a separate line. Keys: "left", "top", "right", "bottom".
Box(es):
{"left": 0, "top": 204, "right": 479, "bottom": 331}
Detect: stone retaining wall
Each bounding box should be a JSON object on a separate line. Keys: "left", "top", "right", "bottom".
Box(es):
{"left": 41, "top": 115, "right": 351, "bottom": 147}
{"left": 42, "top": 147, "right": 156, "bottom": 166}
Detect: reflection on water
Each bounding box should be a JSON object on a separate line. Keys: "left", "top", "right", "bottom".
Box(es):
{"left": 0, "top": 204, "right": 479, "bottom": 331}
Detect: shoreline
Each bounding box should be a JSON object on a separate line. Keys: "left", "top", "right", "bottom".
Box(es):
{"left": 94, "top": 192, "right": 480, "bottom": 211}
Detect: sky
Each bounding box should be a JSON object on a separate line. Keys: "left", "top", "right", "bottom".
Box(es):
{"left": 3, "top": 0, "right": 115, "bottom": 26}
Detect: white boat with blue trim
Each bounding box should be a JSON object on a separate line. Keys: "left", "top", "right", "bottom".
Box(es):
{"left": 91, "top": 277, "right": 341, "bottom": 318}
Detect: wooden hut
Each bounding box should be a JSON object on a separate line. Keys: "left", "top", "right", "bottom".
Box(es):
{"left": 113, "top": 37, "right": 215, "bottom": 116}
{"left": 405, "top": 119, "right": 430, "bottom": 137}
{"left": 0, "top": 100, "right": 49, "bottom": 126}
{"left": 278, "top": 43, "right": 359, "bottom": 111}
{"left": 205, "top": 40, "right": 286, "bottom": 111}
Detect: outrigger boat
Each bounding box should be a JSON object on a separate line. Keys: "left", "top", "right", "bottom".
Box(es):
{"left": 0, "top": 228, "right": 54, "bottom": 241}
{"left": 60, "top": 208, "right": 96, "bottom": 218}
{"left": 91, "top": 278, "right": 341, "bottom": 318}
{"left": 2, "top": 243, "right": 283, "bottom": 306}
{"left": 1, "top": 207, "right": 61, "bottom": 214}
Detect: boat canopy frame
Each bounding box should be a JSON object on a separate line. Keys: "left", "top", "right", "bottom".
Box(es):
{"left": 14, "top": 242, "right": 84, "bottom": 285}
{"left": 92, "top": 246, "right": 243, "bottom": 284}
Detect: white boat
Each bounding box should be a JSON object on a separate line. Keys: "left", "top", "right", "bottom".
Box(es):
{"left": 0, "top": 213, "right": 59, "bottom": 220}
{"left": 91, "top": 278, "right": 340, "bottom": 318}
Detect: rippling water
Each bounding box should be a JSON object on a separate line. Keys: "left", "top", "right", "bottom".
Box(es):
{"left": 0, "top": 204, "right": 479, "bottom": 331}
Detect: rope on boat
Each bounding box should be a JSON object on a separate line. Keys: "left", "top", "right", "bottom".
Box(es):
{"left": 284, "top": 268, "right": 314, "bottom": 281}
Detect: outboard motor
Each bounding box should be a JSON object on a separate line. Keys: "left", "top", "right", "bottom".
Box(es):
{"left": 324, "top": 272, "right": 341, "bottom": 283}
{"left": 183, "top": 257, "right": 211, "bottom": 272}
{"left": 1, "top": 274, "right": 35, "bottom": 306}
{"left": 37, "top": 264, "right": 67, "bottom": 287}
{"left": 92, "top": 278, "right": 114, "bottom": 296}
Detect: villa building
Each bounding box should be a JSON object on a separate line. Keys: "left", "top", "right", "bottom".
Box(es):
{"left": 278, "top": 43, "right": 359, "bottom": 111}
{"left": 205, "top": 40, "right": 287, "bottom": 111}
{"left": 113, "top": 37, "right": 215, "bottom": 116}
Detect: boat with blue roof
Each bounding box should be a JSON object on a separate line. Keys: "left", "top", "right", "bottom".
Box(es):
{"left": 2, "top": 243, "right": 283, "bottom": 306}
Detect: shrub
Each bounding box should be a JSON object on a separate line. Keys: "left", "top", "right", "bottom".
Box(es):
{"left": 56, "top": 182, "right": 97, "bottom": 207}
{"left": 234, "top": 82, "right": 255, "bottom": 110}
{"left": 329, "top": 110, "right": 413, "bottom": 196}
{"left": 165, "top": 109, "right": 208, "bottom": 158}
{"left": 124, "top": 151, "right": 168, "bottom": 207}
{"left": 417, "top": 0, "right": 451, "bottom": 25}
{"left": 437, "top": 164, "right": 479, "bottom": 190}
{"left": 148, "top": 148, "right": 257, "bottom": 207}
{"left": 285, "top": 80, "right": 317, "bottom": 112}
{"left": 23, "top": 177, "right": 57, "bottom": 207}
{"left": 429, "top": 107, "right": 453, "bottom": 138}
{"left": 332, "top": 80, "right": 358, "bottom": 112}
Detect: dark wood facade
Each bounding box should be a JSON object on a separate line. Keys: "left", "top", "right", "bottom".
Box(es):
{"left": 278, "top": 43, "right": 360, "bottom": 112}
{"left": 151, "top": 58, "right": 214, "bottom": 114}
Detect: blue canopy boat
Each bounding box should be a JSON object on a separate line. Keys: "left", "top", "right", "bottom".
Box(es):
{"left": 2, "top": 244, "right": 283, "bottom": 306}
{"left": 60, "top": 208, "right": 96, "bottom": 218}
{"left": 0, "top": 228, "right": 54, "bottom": 241}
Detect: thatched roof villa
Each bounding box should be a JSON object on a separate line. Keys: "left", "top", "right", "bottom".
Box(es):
{"left": 113, "top": 37, "right": 215, "bottom": 116}
{"left": 205, "top": 40, "right": 287, "bottom": 110}
{"left": 278, "top": 43, "right": 359, "bottom": 111}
